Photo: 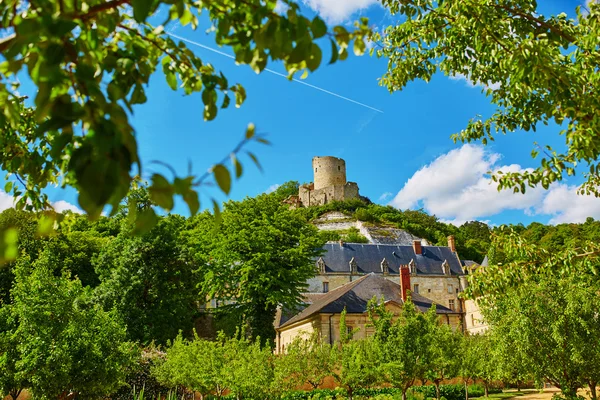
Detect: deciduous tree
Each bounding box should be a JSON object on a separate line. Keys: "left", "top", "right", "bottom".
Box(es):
{"left": 375, "top": 0, "right": 600, "bottom": 195}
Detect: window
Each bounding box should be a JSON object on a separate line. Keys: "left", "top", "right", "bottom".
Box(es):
{"left": 448, "top": 299, "right": 455, "bottom": 311}
{"left": 447, "top": 284, "right": 454, "bottom": 294}
{"left": 338, "top": 165, "right": 341, "bottom": 171}
{"left": 456, "top": 288, "right": 459, "bottom": 294}
{"left": 413, "top": 284, "right": 419, "bottom": 294}
{"left": 315, "top": 168, "right": 317, "bottom": 172}
{"left": 471, "top": 314, "right": 476, "bottom": 326}
{"left": 323, "top": 282, "right": 329, "bottom": 293}
{"left": 428, "top": 289, "right": 431, "bottom": 293}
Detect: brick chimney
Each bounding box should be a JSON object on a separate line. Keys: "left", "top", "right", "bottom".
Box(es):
{"left": 400, "top": 265, "right": 411, "bottom": 302}
{"left": 448, "top": 235, "right": 456, "bottom": 252}
{"left": 412, "top": 240, "right": 422, "bottom": 255}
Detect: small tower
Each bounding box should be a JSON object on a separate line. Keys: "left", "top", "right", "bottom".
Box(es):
{"left": 313, "top": 156, "right": 347, "bottom": 190}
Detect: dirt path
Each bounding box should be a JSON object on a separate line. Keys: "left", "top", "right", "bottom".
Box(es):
{"left": 501, "top": 387, "right": 596, "bottom": 400}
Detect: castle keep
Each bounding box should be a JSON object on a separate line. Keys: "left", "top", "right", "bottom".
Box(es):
{"left": 296, "top": 156, "right": 360, "bottom": 207}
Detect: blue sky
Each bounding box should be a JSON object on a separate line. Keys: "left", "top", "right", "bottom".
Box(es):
{"left": 3, "top": 0, "right": 599, "bottom": 226}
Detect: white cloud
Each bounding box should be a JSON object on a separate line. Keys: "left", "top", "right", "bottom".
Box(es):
{"left": 0, "top": 191, "right": 82, "bottom": 214}
{"left": 450, "top": 73, "right": 501, "bottom": 91}
{"left": 390, "top": 144, "right": 547, "bottom": 223}
{"left": 274, "top": 0, "right": 289, "bottom": 14}
{"left": 266, "top": 184, "right": 281, "bottom": 194}
{"left": 535, "top": 184, "right": 600, "bottom": 224}
{"left": 302, "top": 0, "right": 379, "bottom": 23}
{"left": 379, "top": 192, "right": 393, "bottom": 202}
{"left": 52, "top": 200, "right": 83, "bottom": 214}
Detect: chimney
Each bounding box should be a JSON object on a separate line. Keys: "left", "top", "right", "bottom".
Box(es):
{"left": 400, "top": 265, "right": 411, "bottom": 302}
{"left": 412, "top": 240, "right": 422, "bottom": 255}
{"left": 448, "top": 235, "right": 456, "bottom": 252}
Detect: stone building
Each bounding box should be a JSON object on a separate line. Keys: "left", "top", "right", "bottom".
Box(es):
{"left": 307, "top": 237, "right": 465, "bottom": 313}
{"left": 461, "top": 257, "right": 490, "bottom": 334}
{"left": 287, "top": 156, "right": 360, "bottom": 207}
{"left": 275, "top": 273, "right": 462, "bottom": 354}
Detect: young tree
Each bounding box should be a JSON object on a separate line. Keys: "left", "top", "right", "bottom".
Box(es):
{"left": 153, "top": 333, "right": 229, "bottom": 399}
{"left": 426, "top": 322, "right": 462, "bottom": 400}
{"left": 375, "top": 0, "right": 600, "bottom": 195}
{"left": 274, "top": 333, "right": 337, "bottom": 390}
{"left": 0, "top": 0, "right": 369, "bottom": 219}
{"left": 223, "top": 334, "right": 274, "bottom": 400}
{"left": 185, "top": 193, "right": 324, "bottom": 346}
{"left": 334, "top": 338, "right": 379, "bottom": 400}
{"left": 460, "top": 334, "right": 480, "bottom": 400}
{"left": 9, "top": 254, "right": 136, "bottom": 400}
{"left": 368, "top": 297, "right": 437, "bottom": 400}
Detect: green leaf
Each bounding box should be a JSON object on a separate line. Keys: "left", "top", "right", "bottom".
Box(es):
{"left": 247, "top": 152, "right": 263, "bottom": 172}
{"left": 133, "top": 208, "right": 158, "bottom": 235}
{"left": 183, "top": 190, "right": 200, "bottom": 215}
{"left": 311, "top": 17, "right": 328, "bottom": 39}
{"left": 245, "top": 123, "right": 256, "bottom": 139}
{"left": 212, "top": 198, "right": 222, "bottom": 224}
{"left": 149, "top": 174, "right": 175, "bottom": 210}
{"left": 231, "top": 154, "right": 243, "bottom": 179}
{"left": 213, "top": 164, "right": 231, "bottom": 195}
{"left": 132, "top": 0, "right": 154, "bottom": 22}
{"left": 329, "top": 39, "right": 339, "bottom": 64}
{"left": 165, "top": 70, "right": 178, "bottom": 90}
{"left": 4, "top": 181, "right": 12, "bottom": 193}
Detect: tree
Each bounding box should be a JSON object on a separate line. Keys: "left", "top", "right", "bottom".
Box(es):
{"left": 185, "top": 193, "right": 324, "bottom": 346}
{"left": 375, "top": 0, "right": 600, "bottom": 195}
{"left": 459, "top": 335, "right": 480, "bottom": 400}
{"left": 274, "top": 333, "right": 337, "bottom": 390}
{"left": 7, "top": 253, "right": 136, "bottom": 400}
{"left": 368, "top": 297, "right": 437, "bottom": 400}
{"left": 94, "top": 213, "right": 198, "bottom": 344}
{"left": 426, "top": 322, "right": 462, "bottom": 400}
{"left": 0, "top": 0, "right": 370, "bottom": 219}
{"left": 154, "top": 333, "right": 229, "bottom": 399}
{"left": 473, "top": 333, "right": 498, "bottom": 398}
{"left": 466, "top": 233, "right": 600, "bottom": 400}
{"left": 334, "top": 339, "right": 379, "bottom": 400}
{"left": 0, "top": 305, "right": 27, "bottom": 400}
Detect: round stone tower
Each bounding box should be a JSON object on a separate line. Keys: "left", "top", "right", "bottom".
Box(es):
{"left": 313, "top": 156, "right": 347, "bottom": 190}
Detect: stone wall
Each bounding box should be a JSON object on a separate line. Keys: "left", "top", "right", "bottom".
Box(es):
{"left": 464, "top": 298, "right": 488, "bottom": 334}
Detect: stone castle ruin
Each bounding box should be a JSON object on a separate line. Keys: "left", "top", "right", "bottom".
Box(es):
{"left": 286, "top": 156, "right": 360, "bottom": 208}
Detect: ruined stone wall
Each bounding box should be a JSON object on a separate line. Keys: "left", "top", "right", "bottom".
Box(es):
{"left": 344, "top": 182, "right": 359, "bottom": 200}
{"left": 313, "top": 156, "right": 346, "bottom": 190}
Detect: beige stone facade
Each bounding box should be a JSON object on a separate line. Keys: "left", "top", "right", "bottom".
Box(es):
{"left": 296, "top": 156, "right": 360, "bottom": 207}
{"left": 276, "top": 302, "right": 463, "bottom": 354}
{"left": 463, "top": 298, "right": 488, "bottom": 334}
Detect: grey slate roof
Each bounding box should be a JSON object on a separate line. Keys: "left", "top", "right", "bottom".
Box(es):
{"left": 279, "top": 274, "right": 456, "bottom": 329}
{"left": 319, "top": 243, "right": 464, "bottom": 276}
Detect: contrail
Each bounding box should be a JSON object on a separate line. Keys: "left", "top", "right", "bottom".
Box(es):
{"left": 167, "top": 32, "right": 384, "bottom": 114}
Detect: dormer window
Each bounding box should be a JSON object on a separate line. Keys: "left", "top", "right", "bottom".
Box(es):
{"left": 380, "top": 258, "right": 389, "bottom": 275}
{"left": 441, "top": 260, "right": 450, "bottom": 275}
{"left": 316, "top": 257, "right": 326, "bottom": 274}
{"left": 408, "top": 259, "right": 416, "bottom": 275}
{"left": 349, "top": 257, "right": 358, "bottom": 274}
